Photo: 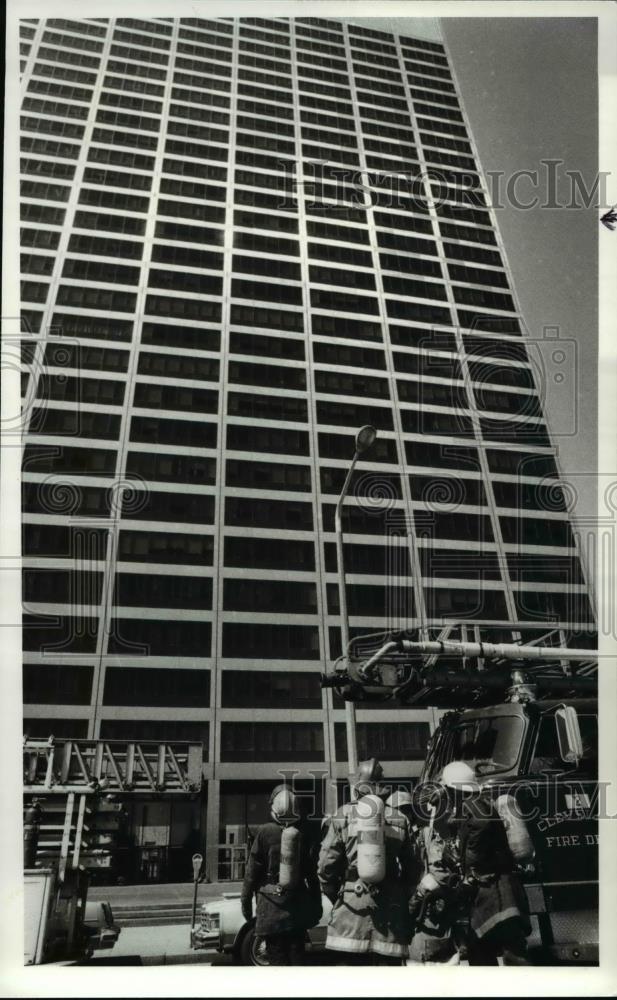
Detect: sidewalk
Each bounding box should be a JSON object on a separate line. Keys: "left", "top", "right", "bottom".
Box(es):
{"left": 89, "top": 922, "right": 223, "bottom": 965}
{"left": 88, "top": 880, "right": 242, "bottom": 905}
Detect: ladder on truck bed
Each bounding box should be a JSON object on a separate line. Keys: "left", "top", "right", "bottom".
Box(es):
{"left": 23, "top": 737, "right": 203, "bottom": 877}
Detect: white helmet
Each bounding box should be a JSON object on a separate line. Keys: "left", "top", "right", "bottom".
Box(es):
{"left": 270, "top": 786, "right": 300, "bottom": 824}
{"left": 386, "top": 790, "right": 413, "bottom": 810}
{"left": 440, "top": 760, "right": 479, "bottom": 792}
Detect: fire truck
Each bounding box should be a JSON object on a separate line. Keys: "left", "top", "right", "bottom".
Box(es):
{"left": 322, "top": 625, "right": 599, "bottom": 964}
{"left": 23, "top": 737, "right": 202, "bottom": 963}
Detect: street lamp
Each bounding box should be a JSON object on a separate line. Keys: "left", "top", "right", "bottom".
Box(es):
{"left": 334, "top": 425, "right": 377, "bottom": 793}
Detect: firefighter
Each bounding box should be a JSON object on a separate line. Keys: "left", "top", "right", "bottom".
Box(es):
{"left": 406, "top": 780, "right": 462, "bottom": 964}
{"left": 429, "top": 761, "right": 532, "bottom": 965}
{"left": 241, "top": 784, "right": 322, "bottom": 966}
{"left": 318, "top": 759, "right": 416, "bottom": 965}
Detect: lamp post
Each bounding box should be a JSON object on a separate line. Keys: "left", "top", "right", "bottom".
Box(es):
{"left": 334, "top": 425, "right": 377, "bottom": 792}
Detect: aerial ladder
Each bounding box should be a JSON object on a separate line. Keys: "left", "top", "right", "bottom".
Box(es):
{"left": 23, "top": 737, "right": 203, "bottom": 964}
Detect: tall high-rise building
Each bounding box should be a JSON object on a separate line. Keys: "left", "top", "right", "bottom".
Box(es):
{"left": 19, "top": 15, "right": 595, "bottom": 881}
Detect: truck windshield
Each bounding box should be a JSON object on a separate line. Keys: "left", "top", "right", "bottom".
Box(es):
{"left": 441, "top": 715, "right": 524, "bottom": 776}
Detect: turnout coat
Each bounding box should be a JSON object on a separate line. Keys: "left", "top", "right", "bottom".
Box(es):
{"left": 318, "top": 802, "right": 418, "bottom": 958}
{"left": 241, "top": 821, "right": 322, "bottom": 937}
{"left": 458, "top": 793, "right": 531, "bottom": 942}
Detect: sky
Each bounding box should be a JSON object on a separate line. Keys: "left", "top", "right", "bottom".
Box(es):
{"left": 348, "top": 16, "right": 599, "bottom": 531}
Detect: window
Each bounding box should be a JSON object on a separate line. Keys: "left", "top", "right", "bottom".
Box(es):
{"left": 232, "top": 278, "right": 302, "bottom": 306}
{"left": 228, "top": 359, "right": 305, "bottom": 391}
{"left": 224, "top": 535, "right": 315, "bottom": 571}
{"left": 140, "top": 322, "right": 219, "bottom": 352}
{"left": 500, "top": 516, "right": 574, "bottom": 548}
{"left": 464, "top": 334, "right": 528, "bottom": 362}
{"left": 226, "top": 424, "right": 309, "bottom": 457}
{"left": 315, "top": 369, "right": 389, "bottom": 399}
{"left": 114, "top": 573, "right": 212, "bottom": 610}
{"left": 99, "top": 719, "right": 209, "bottom": 752}
{"left": 233, "top": 230, "right": 298, "bottom": 257}
{"left": 233, "top": 209, "right": 298, "bottom": 234}
{"left": 22, "top": 483, "right": 110, "bottom": 519}
{"left": 316, "top": 399, "right": 393, "bottom": 431}
{"left": 108, "top": 618, "right": 211, "bottom": 656}
{"left": 394, "top": 351, "right": 462, "bottom": 380}
{"left": 153, "top": 220, "right": 223, "bottom": 246}
{"left": 137, "top": 352, "right": 219, "bottom": 381}
{"left": 440, "top": 221, "right": 497, "bottom": 247}
{"left": 225, "top": 496, "right": 313, "bottom": 531}
{"left": 513, "top": 591, "right": 593, "bottom": 624}
{"left": 91, "top": 126, "right": 158, "bottom": 150}
{"left": 23, "top": 664, "right": 93, "bottom": 705}
{"left": 104, "top": 667, "right": 208, "bottom": 707}
{"left": 402, "top": 409, "right": 474, "bottom": 438}
{"left": 222, "top": 622, "right": 320, "bottom": 661}
{"left": 399, "top": 380, "right": 469, "bottom": 409}
{"left": 23, "top": 568, "right": 103, "bottom": 606}
{"left": 229, "top": 330, "right": 304, "bottom": 361}
{"left": 380, "top": 254, "right": 442, "bottom": 279}
{"left": 420, "top": 548, "right": 500, "bottom": 579}
{"left": 118, "top": 529, "right": 214, "bottom": 565}
{"left": 220, "top": 722, "right": 324, "bottom": 761}
{"left": 61, "top": 258, "right": 140, "bottom": 285}
{"left": 507, "top": 555, "right": 584, "bottom": 585}
{"left": 225, "top": 459, "right": 312, "bottom": 494}
{"left": 335, "top": 722, "right": 430, "bottom": 762}
{"left": 230, "top": 303, "right": 303, "bottom": 334}
{"left": 144, "top": 294, "right": 222, "bottom": 323}
{"left": 424, "top": 588, "right": 508, "bottom": 620}
{"left": 312, "top": 342, "right": 385, "bottom": 370}
{"left": 73, "top": 210, "right": 146, "bottom": 235}
{"left": 324, "top": 541, "right": 411, "bottom": 576}
{"left": 410, "top": 474, "right": 486, "bottom": 507}
{"left": 321, "top": 467, "right": 402, "bottom": 499}
{"left": 486, "top": 449, "right": 558, "bottom": 478}
{"left": 23, "top": 614, "right": 98, "bottom": 653}
{"left": 310, "top": 288, "right": 379, "bottom": 316}
{"left": 227, "top": 391, "right": 308, "bottom": 423}
{"left": 121, "top": 489, "right": 215, "bottom": 525}
{"left": 414, "top": 510, "right": 494, "bottom": 543}
{"left": 82, "top": 165, "right": 152, "bottom": 191}
{"left": 23, "top": 443, "right": 116, "bottom": 478}
{"left": 30, "top": 407, "right": 120, "bottom": 440}
{"left": 223, "top": 578, "right": 317, "bottom": 614}
{"left": 125, "top": 451, "right": 216, "bottom": 485}
{"left": 37, "top": 374, "right": 125, "bottom": 406}
{"left": 50, "top": 312, "right": 133, "bottom": 342}
{"left": 306, "top": 219, "right": 369, "bottom": 245}
{"left": 481, "top": 418, "right": 550, "bottom": 448}
{"left": 475, "top": 388, "right": 541, "bottom": 418}
{"left": 221, "top": 670, "right": 321, "bottom": 709}
{"left": 20, "top": 204, "right": 66, "bottom": 226}
{"left": 468, "top": 361, "right": 533, "bottom": 389}
{"left": 130, "top": 416, "right": 217, "bottom": 449}
{"left": 312, "top": 312, "right": 382, "bottom": 343}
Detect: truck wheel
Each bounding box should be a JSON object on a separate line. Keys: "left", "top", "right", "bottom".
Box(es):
{"left": 238, "top": 927, "right": 270, "bottom": 966}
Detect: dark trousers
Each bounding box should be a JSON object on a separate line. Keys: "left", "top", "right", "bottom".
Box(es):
{"left": 262, "top": 931, "right": 306, "bottom": 966}
{"left": 466, "top": 925, "right": 529, "bottom": 966}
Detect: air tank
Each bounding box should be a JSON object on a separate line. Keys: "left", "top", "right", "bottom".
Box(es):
{"left": 355, "top": 793, "right": 386, "bottom": 884}
{"left": 496, "top": 793, "right": 535, "bottom": 863}
{"left": 278, "top": 825, "right": 300, "bottom": 888}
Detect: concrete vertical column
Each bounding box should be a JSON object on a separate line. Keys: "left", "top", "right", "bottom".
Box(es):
{"left": 205, "top": 778, "right": 220, "bottom": 883}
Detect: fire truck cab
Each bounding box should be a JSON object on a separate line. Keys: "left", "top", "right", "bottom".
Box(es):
{"left": 322, "top": 628, "right": 599, "bottom": 965}
{"left": 422, "top": 696, "right": 598, "bottom": 964}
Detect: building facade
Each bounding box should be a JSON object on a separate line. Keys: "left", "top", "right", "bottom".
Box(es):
{"left": 19, "top": 15, "right": 595, "bottom": 882}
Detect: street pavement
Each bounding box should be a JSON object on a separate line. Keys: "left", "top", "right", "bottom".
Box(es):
{"left": 81, "top": 923, "right": 230, "bottom": 966}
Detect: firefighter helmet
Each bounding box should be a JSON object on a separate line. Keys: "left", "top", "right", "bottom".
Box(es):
{"left": 440, "top": 760, "right": 479, "bottom": 792}
{"left": 270, "top": 786, "right": 300, "bottom": 824}
{"left": 353, "top": 757, "right": 386, "bottom": 796}
{"left": 386, "top": 790, "right": 413, "bottom": 811}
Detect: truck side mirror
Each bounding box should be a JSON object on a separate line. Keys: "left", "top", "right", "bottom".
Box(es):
{"left": 555, "top": 706, "right": 583, "bottom": 764}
